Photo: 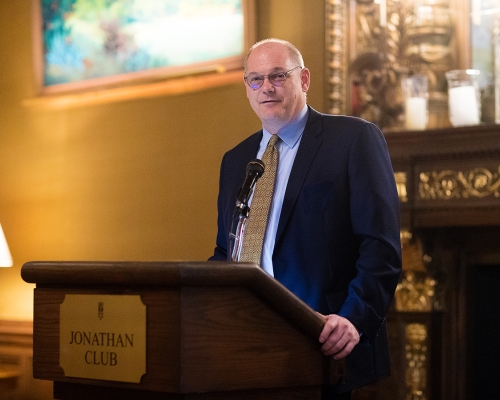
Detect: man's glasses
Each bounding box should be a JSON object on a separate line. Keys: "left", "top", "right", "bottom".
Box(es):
{"left": 244, "top": 66, "right": 302, "bottom": 90}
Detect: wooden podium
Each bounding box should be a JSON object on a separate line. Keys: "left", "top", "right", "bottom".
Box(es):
{"left": 21, "top": 261, "right": 345, "bottom": 399}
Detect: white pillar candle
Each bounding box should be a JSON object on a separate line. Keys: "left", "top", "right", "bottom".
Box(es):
{"left": 380, "top": 0, "right": 387, "bottom": 27}
{"left": 405, "top": 97, "right": 427, "bottom": 130}
{"left": 448, "top": 86, "right": 480, "bottom": 127}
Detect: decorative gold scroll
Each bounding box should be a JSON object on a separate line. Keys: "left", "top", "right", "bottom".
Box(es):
{"left": 397, "top": 231, "right": 437, "bottom": 312}
{"left": 405, "top": 323, "right": 428, "bottom": 400}
{"left": 395, "top": 271, "right": 436, "bottom": 312}
{"left": 395, "top": 172, "right": 408, "bottom": 202}
{"left": 325, "top": 0, "right": 349, "bottom": 115}
{"left": 419, "top": 166, "right": 500, "bottom": 200}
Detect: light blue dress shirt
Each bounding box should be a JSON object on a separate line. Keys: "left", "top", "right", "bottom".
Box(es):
{"left": 249, "top": 105, "right": 309, "bottom": 276}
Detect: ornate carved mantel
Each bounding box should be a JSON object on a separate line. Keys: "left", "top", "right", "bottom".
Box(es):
{"left": 385, "top": 124, "right": 500, "bottom": 230}
{"left": 382, "top": 124, "right": 500, "bottom": 400}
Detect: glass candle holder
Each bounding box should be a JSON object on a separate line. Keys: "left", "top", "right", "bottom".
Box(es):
{"left": 445, "top": 69, "right": 481, "bottom": 127}
{"left": 402, "top": 74, "right": 428, "bottom": 130}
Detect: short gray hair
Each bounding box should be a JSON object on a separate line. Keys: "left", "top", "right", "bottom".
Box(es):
{"left": 243, "top": 38, "right": 305, "bottom": 72}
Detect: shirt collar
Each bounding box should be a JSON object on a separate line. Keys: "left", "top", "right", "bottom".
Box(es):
{"left": 262, "top": 105, "right": 309, "bottom": 149}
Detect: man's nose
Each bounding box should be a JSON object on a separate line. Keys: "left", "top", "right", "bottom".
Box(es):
{"left": 261, "top": 76, "right": 275, "bottom": 92}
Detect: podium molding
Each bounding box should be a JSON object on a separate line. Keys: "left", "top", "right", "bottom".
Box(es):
{"left": 22, "top": 261, "right": 345, "bottom": 399}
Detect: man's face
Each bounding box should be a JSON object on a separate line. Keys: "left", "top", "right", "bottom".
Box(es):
{"left": 244, "top": 42, "right": 310, "bottom": 134}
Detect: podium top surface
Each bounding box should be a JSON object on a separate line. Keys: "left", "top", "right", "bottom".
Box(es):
{"left": 22, "top": 261, "right": 325, "bottom": 339}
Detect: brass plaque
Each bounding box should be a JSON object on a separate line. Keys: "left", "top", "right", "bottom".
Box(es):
{"left": 60, "top": 294, "right": 146, "bottom": 383}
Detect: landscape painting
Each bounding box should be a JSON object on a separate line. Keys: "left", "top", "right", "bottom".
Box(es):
{"left": 34, "top": 0, "right": 249, "bottom": 93}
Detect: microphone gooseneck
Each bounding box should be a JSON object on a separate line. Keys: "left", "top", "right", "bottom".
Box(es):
{"left": 229, "top": 159, "right": 265, "bottom": 262}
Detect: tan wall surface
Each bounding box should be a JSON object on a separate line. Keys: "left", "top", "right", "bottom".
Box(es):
{"left": 0, "top": 0, "right": 326, "bottom": 320}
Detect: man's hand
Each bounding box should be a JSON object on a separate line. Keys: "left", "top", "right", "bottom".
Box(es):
{"left": 318, "top": 314, "right": 360, "bottom": 359}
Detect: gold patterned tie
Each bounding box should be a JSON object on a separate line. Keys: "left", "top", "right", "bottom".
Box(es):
{"left": 240, "top": 134, "right": 280, "bottom": 265}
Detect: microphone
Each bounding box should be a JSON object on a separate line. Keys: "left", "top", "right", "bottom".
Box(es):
{"left": 236, "top": 159, "right": 265, "bottom": 207}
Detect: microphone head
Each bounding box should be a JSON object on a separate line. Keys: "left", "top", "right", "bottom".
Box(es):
{"left": 247, "top": 159, "right": 265, "bottom": 177}
{"left": 235, "top": 159, "right": 265, "bottom": 208}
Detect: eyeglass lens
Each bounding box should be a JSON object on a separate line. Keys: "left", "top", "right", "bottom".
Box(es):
{"left": 245, "top": 66, "right": 301, "bottom": 89}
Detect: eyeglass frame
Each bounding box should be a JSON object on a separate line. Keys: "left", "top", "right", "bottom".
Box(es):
{"left": 244, "top": 66, "right": 303, "bottom": 90}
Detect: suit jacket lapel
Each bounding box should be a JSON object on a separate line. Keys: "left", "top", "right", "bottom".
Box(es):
{"left": 275, "top": 107, "right": 323, "bottom": 245}
{"left": 242, "top": 131, "right": 263, "bottom": 163}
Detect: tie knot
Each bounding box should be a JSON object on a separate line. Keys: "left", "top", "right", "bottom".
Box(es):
{"left": 268, "top": 134, "right": 279, "bottom": 148}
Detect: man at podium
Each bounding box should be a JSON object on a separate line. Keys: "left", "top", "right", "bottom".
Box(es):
{"left": 210, "top": 38, "right": 402, "bottom": 399}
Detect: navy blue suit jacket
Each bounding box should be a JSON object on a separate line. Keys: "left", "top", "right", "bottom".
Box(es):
{"left": 210, "top": 107, "right": 402, "bottom": 392}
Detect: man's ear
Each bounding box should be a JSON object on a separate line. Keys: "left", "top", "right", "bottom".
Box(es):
{"left": 301, "top": 68, "right": 311, "bottom": 92}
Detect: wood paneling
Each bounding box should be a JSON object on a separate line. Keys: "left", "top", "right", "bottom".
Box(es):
{"left": 0, "top": 320, "right": 52, "bottom": 400}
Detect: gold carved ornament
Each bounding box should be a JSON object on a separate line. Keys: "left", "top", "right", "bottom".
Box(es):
{"left": 326, "top": 0, "right": 454, "bottom": 130}
{"left": 419, "top": 166, "right": 500, "bottom": 200}
{"left": 405, "top": 323, "right": 428, "bottom": 400}
{"left": 396, "top": 232, "right": 436, "bottom": 400}
{"left": 396, "top": 231, "right": 437, "bottom": 312}
{"left": 325, "top": 0, "right": 349, "bottom": 115}
{"left": 395, "top": 171, "right": 408, "bottom": 202}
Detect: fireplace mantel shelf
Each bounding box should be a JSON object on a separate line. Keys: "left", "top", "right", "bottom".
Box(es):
{"left": 385, "top": 124, "right": 500, "bottom": 160}
{"left": 384, "top": 124, "right": 500, "bottom": 229}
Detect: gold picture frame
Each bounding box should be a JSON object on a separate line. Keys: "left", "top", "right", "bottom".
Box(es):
{"left": 30, "top": 0, "right": 255, "bottom": 104}
{"left": 325, "top": 0, "right": 474, "bottom": 130}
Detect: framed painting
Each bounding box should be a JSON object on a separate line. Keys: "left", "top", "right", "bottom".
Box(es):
{"left": 32, "top": 0, "right": 255, "bottom": 95}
